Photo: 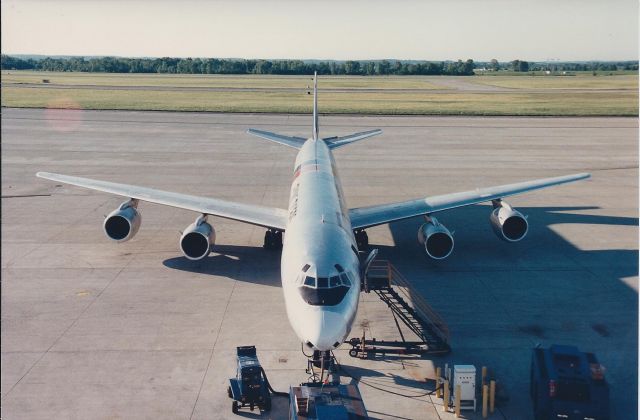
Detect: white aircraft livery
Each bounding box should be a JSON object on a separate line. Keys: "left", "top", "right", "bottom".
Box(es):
{"left": 37, "top": 73, "right": 590, "bottom": 352}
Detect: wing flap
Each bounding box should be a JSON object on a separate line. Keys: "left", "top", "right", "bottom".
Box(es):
{"left": 37, "top": 172, "right": 288, "bottom": 230}
{"left": 350, "top": 173, "right": 590, "bottom": 230}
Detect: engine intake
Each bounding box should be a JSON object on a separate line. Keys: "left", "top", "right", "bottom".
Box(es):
{"left": 417, "top": 217, "right": 454, "bottom": 260}
{"left": 490, "top": 201, "right": 528, "bottom": 242}
{"left": 103, "top": 199, "right": 141, "bottom": 242}
{"left": 180, "top": 215, "right": 215, "bottom": 260}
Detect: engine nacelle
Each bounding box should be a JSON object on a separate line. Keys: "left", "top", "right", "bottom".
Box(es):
{"left": 417, "top": 217, "right": 454, "bottom": 260}
{"left": 489, "top": 201, "right": 528, "bottom": 242}
{"left": 103, "top": 200, "right": 141, "bottom": 242}
{"left": 180, "top": 215, "right": 215, "bottom": 260}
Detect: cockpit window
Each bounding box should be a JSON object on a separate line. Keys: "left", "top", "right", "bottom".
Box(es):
{"left": 298, "top": 269, "right": 353, "bottom": 306}
{"left": 317, "top": 277, "right": 328, "bottom": 288}
{"left": 334, "top": 264, "right": 344, "bottom": 272}
{"left": 302, "top": 264, "right": 310, "bottom": 272}
{"left": 339, "top": 273, "right": 351, "bottom": 286}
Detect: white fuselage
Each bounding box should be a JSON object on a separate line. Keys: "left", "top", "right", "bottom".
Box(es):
{"left": 281, "top": 138, "right": 361, "bottom": 351}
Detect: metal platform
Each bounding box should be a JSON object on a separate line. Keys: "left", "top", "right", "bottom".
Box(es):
{"left": 289, "top": 383, "right": 368, "bottom": 419}
{"left": 348, "top": 260, "right": 451, "bottom": 357}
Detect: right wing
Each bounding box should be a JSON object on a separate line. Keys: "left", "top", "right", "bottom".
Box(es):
{"left": 350, "top": 173, "right": 590, "bottom": 230}
{"left": 246, "top": 129, "right": 307, "bottom": 150}
{"left": 37, "top": 172, "right": 288, "bottom": 230}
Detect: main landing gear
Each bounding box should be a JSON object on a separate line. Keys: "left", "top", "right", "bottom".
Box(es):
{"left": 355, "top": 230, "right": 369, "bottom": 250}
{"left": 263, "top": 229, "right": 283, "bottom": 250}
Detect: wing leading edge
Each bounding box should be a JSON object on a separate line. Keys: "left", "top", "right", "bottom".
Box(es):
{"left": 36, "top": 172, "right": 288, "bottom": 230}
{"left": 349, "top": 173, "right": 590, "bottom": 230}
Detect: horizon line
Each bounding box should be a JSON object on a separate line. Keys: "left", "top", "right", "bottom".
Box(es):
{"left": 3, "top": 53, "right": 639, "bottom": 63}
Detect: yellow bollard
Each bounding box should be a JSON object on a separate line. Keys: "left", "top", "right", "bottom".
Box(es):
{"left": 482, "top": 384, "right": 489, "bottom": 418}
{"left": 436, "top": 367, "right": 442, "bottom": 398}
{"left": 454, "top": 384, "right": 461, "bottom": 418}
{"left": 443, "top": 380, "right": 450, "bottom": 412}
{"left": 490, "top": 380, "right": 496, "bottom": 413}
{"left": 481, "top": 366, "right": 487, "bottom": 387}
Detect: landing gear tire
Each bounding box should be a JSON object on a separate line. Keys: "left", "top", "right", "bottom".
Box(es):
{"left": 263, "top": 230, "right": 283, "bottom": 250}
{"left": 232, "top": 401, "right": 238, "bottom": 414}
{"left": 227, "top": 386, "right": 232, "bottom": 398}
{"left": 349, "top": 348, "right": 359, "bottom": 358}
{"left": 355, "top": 230, "right": 369, "bottom": 250}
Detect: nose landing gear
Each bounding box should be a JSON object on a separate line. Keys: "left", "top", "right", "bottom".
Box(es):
{"left": 263, "top": 229, "right": 283, "bottom": 250}
{"left": 305, "top": 350, "right": 339, "bottom": 385}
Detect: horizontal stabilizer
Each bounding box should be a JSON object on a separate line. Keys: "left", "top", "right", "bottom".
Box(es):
{"left": 247, "top": 129, "right": 307, "bottom": 149}
{"left": 323, "top": 129, "right": 382, "bottom": 149}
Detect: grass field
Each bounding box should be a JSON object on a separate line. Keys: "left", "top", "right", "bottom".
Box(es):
{"left": 0, "top": 71, "right": 445, "bottom": 90}
{"left": 2, "top": 70, "right": 638, "bottom": 116}
{"left": 473, "top": 74, "right": 638, "bottom": 90}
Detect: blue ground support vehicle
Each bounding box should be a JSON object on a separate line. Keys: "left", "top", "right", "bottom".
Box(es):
{"left": 227, "top": 346, "right": 272, "bottom": 414}
{"left": 530, "top": 344, "right": 609, "bottom": 420}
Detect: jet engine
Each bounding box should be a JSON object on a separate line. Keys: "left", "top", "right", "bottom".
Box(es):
{"left": 103, "top": 199, "right": 141, "bottom": 242}
{"left": 417, "top": 217, "right": 454, "bottom": 260}
{"left": 489, "top": 201, "right": 528, "bottom": 242}
{"left": 180, "top": 215, "right": 215, "bottom": 260}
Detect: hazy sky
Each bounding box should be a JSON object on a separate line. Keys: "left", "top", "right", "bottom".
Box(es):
{"left": 2, "top": 0, "right": 638, "bottom": 61}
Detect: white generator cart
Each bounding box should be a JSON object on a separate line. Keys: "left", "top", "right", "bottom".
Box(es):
{"left": 453, "top": 365, "right": 477, "bottom": 411}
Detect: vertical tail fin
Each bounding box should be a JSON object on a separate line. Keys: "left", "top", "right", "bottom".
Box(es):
{"left": 313, "top": 71, "right": 318, "bottom": 140}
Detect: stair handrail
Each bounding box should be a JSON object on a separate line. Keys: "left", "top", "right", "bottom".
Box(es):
{"left": 386, "top": 263, "right": 450, "bottom": 343}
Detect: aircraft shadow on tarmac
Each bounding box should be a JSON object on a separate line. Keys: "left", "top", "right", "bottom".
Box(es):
{"left": 163, "top": 244, "right": 282, "bottom": 287}
{"left": 377, "top": 204, "right": 638, "bottom": 409}
{"left": 356, "top": 204, "right": 637, "bottom": 414}
{"left": 379, "top": 204, "right": 638, "bottom": 341}
{"left": 381, "top": 204, "right": 637, "bottom": 276}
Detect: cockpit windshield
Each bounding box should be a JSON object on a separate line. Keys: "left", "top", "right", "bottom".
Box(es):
{"left": 297, "top": 263, "right": 354, "bottom": 306}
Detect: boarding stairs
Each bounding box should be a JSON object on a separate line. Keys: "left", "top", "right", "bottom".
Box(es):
{"left": 348, "top": 260, "right": 451, "bottom": 357}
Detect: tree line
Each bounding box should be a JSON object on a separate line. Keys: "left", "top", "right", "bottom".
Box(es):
{"left": 2, "top": 55, "right": 636, "bottom": 75}
{"left": 1, "top": 55, "right": 476, "bottom": 76}
{"left": 482, "top": 58, "right": 638, "bottom": 72}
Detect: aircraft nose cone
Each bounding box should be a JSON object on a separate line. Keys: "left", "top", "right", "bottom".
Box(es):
{"left": 304, "top": 309, "right": 346, "bottom": 351}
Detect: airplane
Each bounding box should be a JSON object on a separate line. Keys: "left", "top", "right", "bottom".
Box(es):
{"left": 37, "top": 72, "right": 590, "bottom": 354}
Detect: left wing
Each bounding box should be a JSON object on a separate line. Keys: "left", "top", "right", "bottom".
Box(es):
{"left": 37, "top": 172, "right": 288, "bottom": 230}
{"left": 349, "top": 173, "right": 590, "bottom": 230}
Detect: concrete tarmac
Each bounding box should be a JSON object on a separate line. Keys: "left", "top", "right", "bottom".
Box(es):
{"left": 2, "top": 108, "right": 637, "bottom": 419}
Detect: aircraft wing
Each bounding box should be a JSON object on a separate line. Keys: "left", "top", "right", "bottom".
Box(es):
{"left": 36, "top": 172, "right": 288, "bottom": 230}
{"left": 349, "top": 173, "right": 590, "bottom": 230}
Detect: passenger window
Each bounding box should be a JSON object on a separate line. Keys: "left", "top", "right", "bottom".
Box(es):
{"left": 304, "top": 276, "right": 316, "bottom": 287}
{"left": 317, "top": 277, "right": 328, "bottom": 288}
{"left": 340, "top": 273, "right": 351, "bottom": 286}
{"left": 329, "top": 276, "right": 340, "bottom": 287}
